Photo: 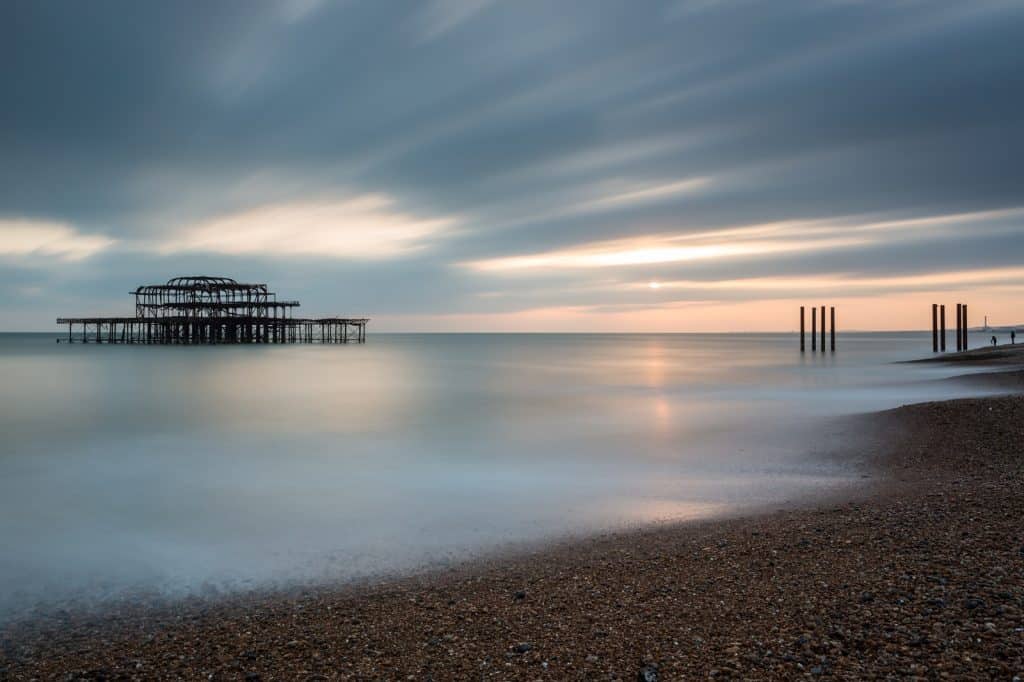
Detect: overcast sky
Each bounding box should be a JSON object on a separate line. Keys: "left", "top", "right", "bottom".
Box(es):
{"left": 2, "top": 0, "right": 1023, "bottom": 331}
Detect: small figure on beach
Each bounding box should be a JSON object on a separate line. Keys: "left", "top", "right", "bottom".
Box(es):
{"left": 1013, "top": 330, "right": 1017, "bottom": 345}
{"left": 991, "top": 335, "right": 997, "bottom": 347}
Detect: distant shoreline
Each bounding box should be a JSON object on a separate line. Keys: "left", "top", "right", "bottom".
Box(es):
{"left": 909, "top": 342, "right": 1024, "bottom": 365}
{"left": 3, "top": 350, "right": 1023, "bottom": 678}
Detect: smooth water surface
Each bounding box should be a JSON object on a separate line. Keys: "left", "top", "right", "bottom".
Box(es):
{"left": 0, "top": 332, "right": 998, "bottom": 617}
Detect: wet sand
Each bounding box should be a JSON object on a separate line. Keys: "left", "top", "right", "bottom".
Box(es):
{"left": 3, "top": 356, "right": 1023, "bottom": 679}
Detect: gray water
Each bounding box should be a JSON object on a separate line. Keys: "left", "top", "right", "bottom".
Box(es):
{"left": 0, "top": 332, "right": 997, "bottom": 618}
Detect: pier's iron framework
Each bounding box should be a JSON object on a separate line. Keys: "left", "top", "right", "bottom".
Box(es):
{"left": 57, "top": 276, "right": 367, "bottom": 344}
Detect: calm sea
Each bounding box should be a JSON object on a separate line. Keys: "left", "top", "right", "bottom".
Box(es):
{"left": 0, "top": 332, "right": 998, "bottom": 617}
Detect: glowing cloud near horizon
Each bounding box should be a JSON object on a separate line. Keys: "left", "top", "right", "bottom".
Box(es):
{"left": 463, "top": 233, "right": 865, "bottom": 273}
{"left": 463, "top": 206, "right": 1024, "bottom": 277}
{"left": 0, "top": 219, "right": 115, "bottom": 261}
{"left": 624, "top": 266, "right": 1024, "bottom": 295}
{"left": 158, "top": 195, "right": 455, "bottom": 260}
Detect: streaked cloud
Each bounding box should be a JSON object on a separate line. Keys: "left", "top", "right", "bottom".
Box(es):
{"left": 625, "top": 266, "right": 1024, "bottom": 296}
{"left": 279, "top": 0, "right": 327, "bottom": 24}
{"left": 460, "top": 212, "right": 875, "bottom": 272}
{"left": 580, "top": 177, "right": 712, "bottom": 212}
{"left": 413, "top": 0, "right": 495, "bottom": 42}
{"left": 464, "top": 233, "right": 864, "bottom": 272}
{"left": 156, "top": 196, "right": 456, "bottom": 260}
{"left": 465, "top": 207, "right": 1024, "bottom": 276}
{"left": 0, "top": 220, "right": 115, "bottom": 262}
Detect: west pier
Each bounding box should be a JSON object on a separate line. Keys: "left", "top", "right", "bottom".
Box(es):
{"left": 57, "top": 276, "right": 367, "bottom": 344}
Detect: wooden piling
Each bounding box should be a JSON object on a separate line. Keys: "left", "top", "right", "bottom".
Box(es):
{"left": 830, "top": 306, "right": 835, "bottom": 352}
{"left": 962, "top": 304, "right": 968, "bottom": 350}
{"left": 956, "top": 304, "right": 962, "bottom": 351}
{"left": 820, "top": 305, "right": 825, "bottom": 353}
{"left": 800, "top": 306, "right": 805, "bottom": 352}
{"left": 940, "top": 305, "right": 946, "bottom": 352}
{"left": 932, "top": 304, "right": 938, "bottom": 352}
{"left": 811, "top": 307, "right": 817, "bottom": 351}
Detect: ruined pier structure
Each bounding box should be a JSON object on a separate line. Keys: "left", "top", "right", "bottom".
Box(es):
{"left": 58, "top": 276, "right": 367, "bottom": 344}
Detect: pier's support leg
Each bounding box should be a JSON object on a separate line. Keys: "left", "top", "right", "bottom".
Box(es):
{"left": 956, "top": 304, "right": 962, "bottom": 351}
{"left": 820, "top": 305, "right": 825, "bottom": 353}
{"left": 962, "top": 304, "right": 968, "bottom": 350}
{"left": 940, "top": 305, "right": 946, "bottom": 352}
{"left": 830, "top": 306, "right": 835, "bottom": 352}
{"left": 811, "top": 307, "right": 817, "bottom": 351}
{"left": 932, "top": 304, "right": 938, "bottom": 353}
{"left": 800, "top": 306, "right": 805, "bottom": 352}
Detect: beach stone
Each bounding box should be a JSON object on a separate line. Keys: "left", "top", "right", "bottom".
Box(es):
{"left": 513, "top": 642, "right": 532, "bottom": 654}
{"left": 513, "top": 590, "right": 526, "bottom": 601}
{"left": 637, "top": 663, "right": 658, "bottom": 681}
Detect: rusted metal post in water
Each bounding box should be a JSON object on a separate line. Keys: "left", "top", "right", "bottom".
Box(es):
{"left": 956, "top": 304, "right": 962, "bottom": 351}
{"left": 962, "top": 304, "right": 968, "bottom": 350}
{"left": 940, "top": 305, "right": 946, "bottom": 352}
{"left": 830, "top": 306, "right": 835, "bottom": 352}
{"left": 820, "top": 305, "right": 825, "bottom": 353}
{"left": 811, "top": 306, "right": 817, "bottom": 351}
{"left": 800, "top": 306, "right": 805, "bottom": 352}
{"left": 932, "top": 304, "right": 938, "bottom": 352}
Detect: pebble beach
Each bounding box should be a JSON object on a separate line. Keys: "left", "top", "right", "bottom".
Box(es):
{"left": 3, "top": 350, "right": 1024, "bottom": 680}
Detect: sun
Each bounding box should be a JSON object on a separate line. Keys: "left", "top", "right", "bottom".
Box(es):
{"left": 648, "top": 281, "right": 661, "bottom": 289}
